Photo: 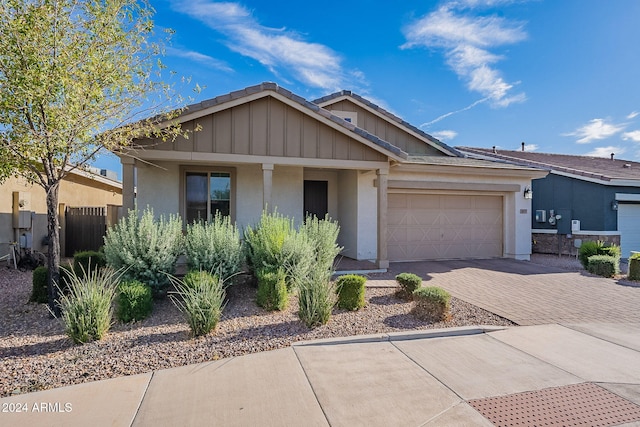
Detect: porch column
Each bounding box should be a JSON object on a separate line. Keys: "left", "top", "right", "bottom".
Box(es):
{"left": 376, "top": 168, "right": 389, "bottom": 269}
{"left": 121, "top": 156, "right": 135, "bottom": 213}
{"left": 262, "top": 163, "right": 274, "bottom": 211}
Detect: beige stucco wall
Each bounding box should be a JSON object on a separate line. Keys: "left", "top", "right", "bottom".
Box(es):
{"left": 235, "top": 164, "right": 263, "bottom": 229}
{"left": 135, "top": 162, "right": 181, "bottom": 217}
{"left": 272, "top": 166, "right": 304, "bottom": 226}
{"left": 337, "top": 170, "right": 358, "bottom": 259}
{"left": 0, "top": 174, "right": 122, "bottom": 253}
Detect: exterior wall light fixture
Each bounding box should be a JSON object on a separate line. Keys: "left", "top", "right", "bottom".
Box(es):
{"left": 523, "top": 186, "right": 533, "bottom": 199}
{"left": 612, "top": 200, "right": 619, "bottom": 211}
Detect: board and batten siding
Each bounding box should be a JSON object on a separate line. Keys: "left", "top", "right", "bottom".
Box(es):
{"left": 137, "top": 97, "right": 387, "bottom": 162}
{"left": 321, "top": 99, "right": 445, "bottom": 156}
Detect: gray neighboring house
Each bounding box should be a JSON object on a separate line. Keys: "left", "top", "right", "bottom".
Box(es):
{"left": 118, "top": 83, "right": 545, "bottom": 267}
{"left": 460, "top": 146, "right": 640, "bottom": 258}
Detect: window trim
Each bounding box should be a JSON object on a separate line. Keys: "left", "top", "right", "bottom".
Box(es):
{"left": 179, "top": 165, "right": 236, "bottom": 224}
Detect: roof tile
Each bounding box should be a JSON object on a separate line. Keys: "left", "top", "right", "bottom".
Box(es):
{"left": 458, "top": 147, "right": 640, "bottom": 181}
{"left": 313, "top": 91, "right": 461, "bottom": 157}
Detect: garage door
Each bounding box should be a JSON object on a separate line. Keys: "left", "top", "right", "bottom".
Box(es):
{"left": 388, "top": 194, "right": 503, "bottom": 261}
{"left": 618, "top": 203, "right": 640, "bottom": 258}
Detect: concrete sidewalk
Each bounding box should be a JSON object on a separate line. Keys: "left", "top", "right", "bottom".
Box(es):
{"left": 3, "top": 323, "right": 640, "bottom": 426}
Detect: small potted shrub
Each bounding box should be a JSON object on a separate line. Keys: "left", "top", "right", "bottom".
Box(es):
{"left": 116, "top": 280, "right": 153, "bottom": 323}
{"left": 336, "top": 274, "right": 366, "bottom": 311}
{"left": 30, "top": 266, "right": 49, "bottom": 303}
{"left": 256, "top": 268, "right": 288, "bottom": 311}
{"left": 412, "top": 286, "right": 451, "bottom": 322}
{"left": 587, "top": 255, "right": 619, "bottom": 278}
{"left": 395, "top": 273, "right": 422, "bottom": 300}
{"left": 629, "top": 252, "right": 640, "bottom": 281}
{"left": 73, "top": 250, "right": 106, "bottom": 276}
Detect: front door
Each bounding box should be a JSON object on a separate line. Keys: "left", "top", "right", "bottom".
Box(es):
{"left": 304, "top": 180, "right": 328, "bottom": 219}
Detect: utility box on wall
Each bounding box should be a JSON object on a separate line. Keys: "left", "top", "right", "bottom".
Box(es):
{"left": 535, "top": 210, "right": 546, "bottom": 223}
{"left": 571, "top": 220, "right": 581, "bottom": 232}
{"left": 12, "top": 191, "right": 32, "bottom": 229}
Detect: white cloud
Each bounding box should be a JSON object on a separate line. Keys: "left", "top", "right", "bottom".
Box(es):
{"left": 623, "top": 130, "right": 640, "bottom": 142}
{"left": 523, "top": 143, "right": 538, "bottom": 151}
{"left": 431, "top": 130, "right": 458, "bottom": 141}
{"left": 170, "top": 0, "right": 350, "bottom": 90}
{"left": 627, "top": 111, "right": 639, "bottom": 119}
{"left": 166, "top": 47, "right": 234, "bottom": 72}
{"left": 402, "top": 4, "right": 526, "bottom": 107}
{"left": 452, "top": 0, "right": 524, "bottom": 8}
{"left": 563, "top": 118, "right": 627, "bottom": 144}
{"left": 585, "top": 146, "right": 626, "bottom": 158}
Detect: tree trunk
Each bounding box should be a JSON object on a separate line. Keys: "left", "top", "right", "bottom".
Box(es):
{"left": 46, "top": 181, "right": 61, "bottom": 316}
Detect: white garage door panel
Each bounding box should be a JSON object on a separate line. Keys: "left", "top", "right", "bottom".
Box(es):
{"left": 388, "top": 194, "right": 503, "bottom": 261}
{"left": 618, "top": 203, "right": 640, "bottom": 258}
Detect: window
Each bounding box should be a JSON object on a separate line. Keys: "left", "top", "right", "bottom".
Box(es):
{"left": 331, "top": 111, "right": 358, "bottom": 127}
{"left": 185, "top": 171, "right": 231, "bottom": 223}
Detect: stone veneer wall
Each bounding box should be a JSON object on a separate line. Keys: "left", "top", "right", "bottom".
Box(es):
{"left": 532, "top": 233, "right": 621, "bottom": 256}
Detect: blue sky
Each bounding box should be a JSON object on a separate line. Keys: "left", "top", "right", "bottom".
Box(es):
{"left": 95, "top": 0, "right": 640, "bottom": 177}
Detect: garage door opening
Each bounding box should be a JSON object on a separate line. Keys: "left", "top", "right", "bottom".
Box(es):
{"left": 387, "top": 194, "right": 503, "bottom": 261}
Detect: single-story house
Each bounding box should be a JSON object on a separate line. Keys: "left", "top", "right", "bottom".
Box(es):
{"left": 120, "top": 82, "right": 546, "bottom": 267}
{"left": 0, "top": 167, "right": 122, "bottom": 257}
{"left": 459, "top": 146, "right": 640, "bottom": 258}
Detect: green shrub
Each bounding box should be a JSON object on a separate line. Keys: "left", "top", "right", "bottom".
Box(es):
{"left": 183, "top": 270, "right": 219, "bottom": 290}
{"left": 244, "top": 210, "right": 313, "bottom": 290}
{"left": 395, "top": 273, "right": 422, "bottom": 300}
{"left": 73, "top": 250, "right": 106, "bottom": 275}
{"left": 578, "top": 241, "right": 601, "bottom": 269}
{"left": 57, "top": 265, "right": 120, "bottom": 344}
{"left": 336, "top": 274, "right": 366, "bottom": 310}
{"left": 298, "top": 265, "right": 336, "bottom": 328}
{"left": 601, "top": 245, "right": 621, "bottom": 259}
{"left": 185, "top": 213, "right": 243, "bottom": 282}
{"left": 116, "top": 280, "right": 153, "bottom": 323}
{"left": 301, "top": 215, "right": 343, "bottom": 275}
{"left": 412, "top": 287, "right": 451, "bottom": 322}
{"left": 587, "top": 255, "right": 619, "bottom": 278}
{"left": 279, "top": 230, "right": 314, "bottom": 290}
{"left": 628, "top": 253, "right": 640, "bottom": 281}
{"left": 256, "top": 268, "right": 288, "bottom": 311}
{"left": 169, "top": 271, "right": 225, "bottom": 337}
{"left": 579, "top": 240, "right": 621, "bottom": 270}
{"left": 31, "top": 266, "right": 49, "bottom": 303}
{"left": 31, "top": 264, "right": 74, "bottom": 303}
{"left": 244, "top": 210, "right": 295, "bottom": 271}
{"left": 104, "top": 207, "right": 184, "bottom": 296}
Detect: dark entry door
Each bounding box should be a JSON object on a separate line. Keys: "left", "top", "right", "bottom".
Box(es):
{"left": 304, "top": 180, "right": 328, "bottom": 219}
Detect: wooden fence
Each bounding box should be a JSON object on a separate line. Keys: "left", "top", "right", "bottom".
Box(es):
{"left": 63, "top": 205, "right": 120, "bottom": 257}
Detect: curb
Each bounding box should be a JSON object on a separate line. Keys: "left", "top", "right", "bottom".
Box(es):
{"left": 292, "top": 325, "right": 510, "bottom": 347}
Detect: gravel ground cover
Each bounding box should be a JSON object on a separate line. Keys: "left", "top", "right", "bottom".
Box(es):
{"left": 0, "top": 267, "right": 514, "bottom": 397}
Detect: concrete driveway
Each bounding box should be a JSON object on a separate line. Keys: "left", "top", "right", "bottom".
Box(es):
{"left": 379, "top": 258, "right": 640, "bottom": 326}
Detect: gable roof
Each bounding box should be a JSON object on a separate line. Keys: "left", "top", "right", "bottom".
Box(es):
{"left": 167, "top": 82, "right": 407, "bottom": 161}
{"left": 458, "top": 147, "right": 640, "bottom": 184}
{"left": 314, "top": 90, "right": 461, "bottom": 157}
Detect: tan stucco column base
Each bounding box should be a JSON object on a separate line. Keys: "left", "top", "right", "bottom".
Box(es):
{"left": 376, "top": 168, "right": 389, "bottom": 269}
